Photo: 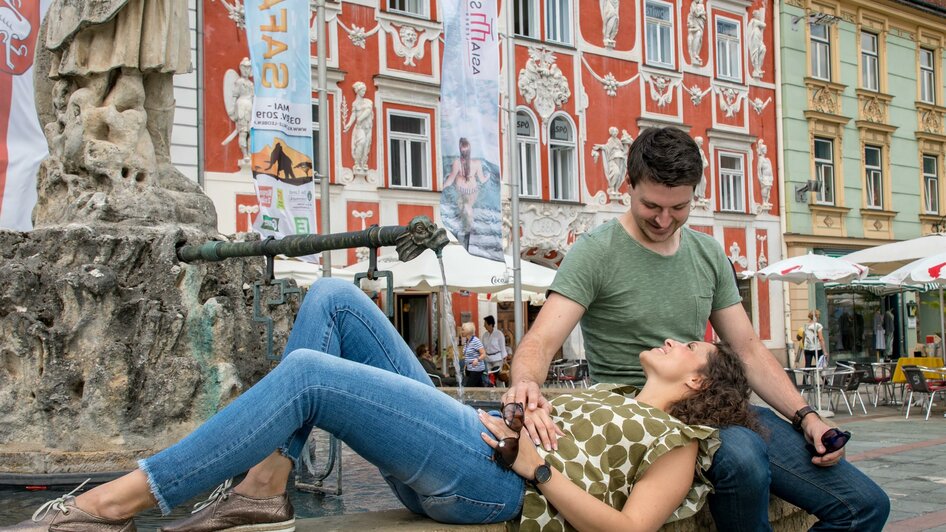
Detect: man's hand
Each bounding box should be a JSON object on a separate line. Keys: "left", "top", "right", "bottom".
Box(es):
{"left": 803, "top": 415, "right": 844, "bottom": 466}
{"left": 505, "top": 379, "right": 565, "bottom": 451}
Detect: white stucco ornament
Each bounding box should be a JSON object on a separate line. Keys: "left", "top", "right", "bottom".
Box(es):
{"left": 715, "top": 85, "right": 746, "bottom": 118}
{"left": 581, "top": 57, "right": 638, "bottom": 97}
{"left": 600, "top": 0, "right": 620, "bottom": 49}
{"left": 643, "top": 72, "right": 680, "bottom": 108}
{"left": 687, "top": 0, "right": 706, "bottom": 65}
{"left": 750, "top": 96, "right": 772, "bottom": 115}
{"left": 756, "top": 139, "right": 774, "bottom": 214}
{"left": 519, "top": 47, "right": 571, "bottom": 123}
{"left": 748, "top": 7, "right": 767, "bottom": 79}
{"left": 686, "top": 84, "right": 711, "bottom": 106}
{"left": 591, "top": 127, "right": 633, "bottom": 197}
{"left": 382, "top": 22, "right": 437, "bottom": 66}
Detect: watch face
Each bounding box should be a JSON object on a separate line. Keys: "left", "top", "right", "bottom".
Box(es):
{"left": 534, "top": 463, "right": 552, "bottom": 484}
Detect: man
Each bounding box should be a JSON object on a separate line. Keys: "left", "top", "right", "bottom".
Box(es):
{"left": 507, "top": 127, "right": 889, "bottom": 530}
{"left": 481, "top": 316, "right": 506, "bottom": 386}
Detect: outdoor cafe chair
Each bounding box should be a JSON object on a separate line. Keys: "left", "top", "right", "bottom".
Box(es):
{"left": 902, "top": 365, "right": 946, "bottom": 421}
{"left": 785, "top": 368, "right": 813, "bottom": 403}
{"left": 485, "top": 365, "right": 505, "bottom": 388}
{"left": 549, "top": 360, "right": 584, "bottom": 388}
{"left": 822, "top": 367, "right": 861, "bottom": 416}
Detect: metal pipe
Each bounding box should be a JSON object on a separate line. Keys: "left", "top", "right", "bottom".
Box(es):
{"left": 315, "top": 0, "right": 332, "bottom": 275}
{"left": 504, "top": 0, "right": 523, "bottom": 344}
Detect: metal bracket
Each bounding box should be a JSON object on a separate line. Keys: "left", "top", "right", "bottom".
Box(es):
{"left": 252, "top": 252, "right": 302, "bottom": 361}
{"left": 794, "top": 179, "right": 822, "bottom": 204}
{"left": 353, "top": 245, "right": 395, "bottom": 319}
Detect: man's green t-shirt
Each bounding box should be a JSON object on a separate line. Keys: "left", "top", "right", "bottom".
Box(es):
{"left": 549, "top": 219, "right": 741, "bottom": 386}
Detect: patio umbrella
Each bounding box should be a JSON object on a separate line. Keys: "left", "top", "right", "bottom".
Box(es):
{"left": 879, "top": 251, "right": 946, "bottom": 355}
{"left": 756, "top": 253, "right": 869, "bottom": 284}
{"left": 842, "top": 233, "right": 946, "bottom": 275}
{"left": 273, "top": 259, "right": 355, "bottom": 287}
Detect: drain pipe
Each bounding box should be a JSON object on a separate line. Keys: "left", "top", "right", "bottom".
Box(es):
{"left": 774, "top": 3, "right": 794, "bottom": 366}
{"left": 195, "top": 0, "right": 206, "bottom": 188}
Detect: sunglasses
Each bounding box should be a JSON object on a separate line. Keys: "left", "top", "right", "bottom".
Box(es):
{"left": 492, "top": 403, "right": 524, "bottom": 470}
{"left": 806, "top": 428, "right": 852, "bottom": 456}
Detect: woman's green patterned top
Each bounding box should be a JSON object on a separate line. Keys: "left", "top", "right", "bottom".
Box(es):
{"left": 512, "top": 384, "right": 720, "bottom": 532}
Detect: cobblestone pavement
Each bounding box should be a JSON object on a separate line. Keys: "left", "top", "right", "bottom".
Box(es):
{"left": 829, "top": 401, "right": 946, "bottom": 532}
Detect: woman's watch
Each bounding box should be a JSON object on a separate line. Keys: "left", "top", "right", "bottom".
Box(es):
{"left": 528, "top": 459, "right": 553, "bottom": 488}
{"left": 792, "top": 406, "right": 819, "bottom": 432}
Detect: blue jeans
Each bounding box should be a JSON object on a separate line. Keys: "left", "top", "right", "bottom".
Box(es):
{"left": 707, "top": 406, "right": 889, "bottom": 531}
{"left": 140, "top": 279, "right": 525, "bottom": 523}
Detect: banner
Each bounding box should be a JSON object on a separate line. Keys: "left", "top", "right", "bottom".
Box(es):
{"left": 439, "top": 0, "right": 503, "bottom": 261}
{"left": 245, "top": 0, "right": 317, "bottom": 258}
{"left": 0, "top": 0, "right": 51, "bottom": 231}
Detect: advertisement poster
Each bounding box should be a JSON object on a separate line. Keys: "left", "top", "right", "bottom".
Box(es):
{"left": 0, "top": 0, "right": 51, "bottom": 231}
{"left": 245, "top": 0, "right": 317, "bottom": 257}
{"left": 439, "top": 0, "right": 503, "bottom": 261}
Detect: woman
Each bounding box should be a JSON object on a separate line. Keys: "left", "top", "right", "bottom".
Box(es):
{"left": 9, "top": 279, "right": 759, "bottom": 532}
{"left": 416, "top": 344, "right": 457, "bottom": 387}
{"left": 460, "top": 321, "right": 488, "bottom": 387}
{"left": 443, "top": 138, "right": 487, "bottom": 246}
{"left": 803, "top": 310, "right": 827, "bottom": 368}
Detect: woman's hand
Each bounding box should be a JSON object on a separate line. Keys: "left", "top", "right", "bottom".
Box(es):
{"left": 477, "top": 410, "right": 545, "bottom": 480}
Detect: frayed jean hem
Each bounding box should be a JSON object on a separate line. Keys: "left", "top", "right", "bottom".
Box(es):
{"left": 138, "top": 458, "right": 172, "bottom": 515}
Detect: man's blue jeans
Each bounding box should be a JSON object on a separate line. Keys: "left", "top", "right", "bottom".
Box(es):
{"left": 140, "top": 279, "right": 525, "bottom": 523}
{"left": 707, "top": 407, "right": 889, "bottom": 531}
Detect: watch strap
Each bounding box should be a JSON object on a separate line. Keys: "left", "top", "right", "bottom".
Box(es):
{"left": 527, "top": 459, "right": 552, "bottom": 488}
{"left": 792, "top": 406, "right": 818, "bottom": 431}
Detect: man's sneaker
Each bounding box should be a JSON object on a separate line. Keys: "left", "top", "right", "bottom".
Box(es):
{"left": 158, "top": 480, "right": 295, "bottom": 532}
{"left": 1, "top": 481, "right": 136, "bottom": 532}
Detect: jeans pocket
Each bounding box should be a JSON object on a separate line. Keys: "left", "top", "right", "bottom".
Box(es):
{"left": 420, "top": 493, "right": 506, "bottom": 524}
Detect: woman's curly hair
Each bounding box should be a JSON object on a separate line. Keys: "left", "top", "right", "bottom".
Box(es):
{"left": 667, "top": 342, "right": 762, "bottom": 433}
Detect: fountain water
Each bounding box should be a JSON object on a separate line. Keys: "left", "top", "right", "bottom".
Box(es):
{"left": 438, "top": 257, "right": 465, "bottom": 401}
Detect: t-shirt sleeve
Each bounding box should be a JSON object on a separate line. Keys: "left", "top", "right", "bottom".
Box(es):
{"left": 469, "top": 337, "right": 484, "bottom": 351}
{"left": 711, "top": 242, "right": 743, "bottom": 311}
{"left": 548, "top": 233, "right": 604, "bottom": 309}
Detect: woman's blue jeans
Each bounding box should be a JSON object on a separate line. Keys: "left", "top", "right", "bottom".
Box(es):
{"left": 707, "top": 407, "right": 890, "bottom": 531}
{"left": 140, "top": 279, "right": 525, "bottom": 523}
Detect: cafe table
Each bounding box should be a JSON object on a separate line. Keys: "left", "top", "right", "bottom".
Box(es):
{"left": 892, "top": 357, "right": 945, "bottom": 383}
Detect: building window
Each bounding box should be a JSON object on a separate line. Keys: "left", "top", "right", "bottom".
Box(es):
{"left": 546, "top": 0, "right": 571, "bottom": 44}
{"left": 388, "top": 112, "right": 429, "bottom": 189}
{"left": 864, "top": 145, "right": 883, "bottom": 209}
{"left": 388, "top": 0, "right": 425, "bottom": 17}
{"left": 311, "top": 103, "right": 320, "bottom": 175}
{"left": 860, "top": 32, "right": 879, "bottom": 91}
{"left": 516, "top": 111, "right": 540, "bottom": 198}
{"left": 920, "top": 48, "right": 936, "bottom": 104}
{"left": 549, "top": 115, "right": 576, "bottom": 201}
{"left": 924, "top": 154, "right": 940, "bottom": 214}
{"left": 718, "top": 153, "right": 745, "bottom": 212}
{"left": 715, "top": 18, "right": 741, "bottom": 82}
{"left": 810, "top": 23, "right": 831, "bottom": 80}
{"left": 645, "top": 0, "right": 674, "bottom": 68}
{"left": 814, "top": 137, "right": 835, "bottom": 205}
{"left": 514, "top": 0, "right": 538, "bottom": 38}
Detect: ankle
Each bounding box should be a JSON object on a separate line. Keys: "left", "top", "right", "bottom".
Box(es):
{"left": 233, "top": 475, "right": 288, "bottom": 499}
{"left": 74, "top": 492, "right": 130, "bottom": 521}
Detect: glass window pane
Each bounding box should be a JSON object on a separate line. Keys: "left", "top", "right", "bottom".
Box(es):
{"left": 516, "top": 112, "right": 535, "bottom": 137}
{"left": 811, "top": 23, "right": 828, "bottom": 39}
{"left": 391, "top": 114, "right": 423, "bottom": 134}
{"left": 646, "top": 1, "right": 670, "bottom": 21}
{"left": 865, "top": 146, "right": 880, "bottom": 167}
{"left": 924, "top": 155, "right": 937, "bottom": 175}
{"left": 861, "top": 32, "right": 876, "bottom": 53}
{"left": 550, "top": 117, "right": 571, "bottom": 141}
{"left": 819, "top": 165, "right": 834, "bottom": 204}
{"left": 646, "top": 24, "right": 659, "bottom": 62}
{"left": 719, "top": 20, "right": 738, "bottom": 37}
{"left": 659, "top": 25, "right": 672, "bottom": 63}
{"left": 721, "top": 155, "right": 741, "bottom": 170}
{"left": 814, "top": 138, "right": 832, "bottom": 160}
{"left": 921, "top": 48, "right": 934, "bottom": 68}
{"left": 390, "top": 140, "right": 402, "bottom": 185}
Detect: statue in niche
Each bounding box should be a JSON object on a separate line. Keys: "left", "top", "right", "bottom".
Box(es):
{"left": 591, "top": 127, "right": 633, "bottom": 196}
{"left": 34, "top": 0, "right": 215, "bottom": 228}
{"left": 600, "top": 0, "right": 619, "bottom": 49}
{"left": 343, "top": 81, "right": 374, "bottom": 175}
{"left": 756, "top": 139, "right": 774, "bottom": 213}
{"left": 693, "top": 136, "right": 710, "bottom": 207}
{"left": 222, "top": 58, "right": 254, "bottom": 166}
{"left": 748, "top": 7, "right": 767, "bottom": 79}
{"left": 687, "top": 0, "right": 706, "bottom": 66}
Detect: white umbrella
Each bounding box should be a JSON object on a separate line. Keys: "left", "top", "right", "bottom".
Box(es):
{"left": 842, "top": 233, "right": 946, "bottom": 275}
{"left": 879, "top": 251, "right": 946, "bottom": 356}
{"left": 756, "top": 253, "right": 869, "bottom": 284}
{"left": 273, "top": 259, "right": 355, "bottom": 287}
{"left": 342, "top": 244, "right": 558, "bottom": 293}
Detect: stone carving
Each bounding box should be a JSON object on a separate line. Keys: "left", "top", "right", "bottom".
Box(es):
{"left": 643, "top": 72, "right": 680, "bottom": 108}
{"left": 811, "top": 86, "right": 839, "bottom": 114}
{"left": 687, "top": 0, "right": 706, "bottom": 66}
{"left": 519, "top": 47, "right": 571, "bottom": 123}
{"left": 693, "top": 136, "right": 710, "bottom": 208}
{"left": 757, "top": 234, "right": 768, "bottom": 269}
{"left": 756, "top": 139, "right": 774, "bottom": 214}
{"left": 521, "top": 202, "right": 582, "bottom": 251}
{"left": 922, "top": 109, "right": 944, "bottom": 134}
{"left": 862, "top": 96, "right": 885, "bottom": 123}
{"left": 715, "top": 85, "right": 746, "bottom": 118}
{"left": 35, "top": 0, "right": 215, "bottom": 229}
{"left": 748, "top": 7, "right": 767, "bottom": 79}
{"left": 591, "top": 127, "right": 633, "bottom": 196}
{"left": 222, "top": 58, "right": 254, "bottom": 166}
{"left": 729, "top": 241, "right": 749, "bottom": 269}
{"left": 352, "top": 209, "right": 375, "bottom": 262}
{"left": 342, "top": 81, "right": 374, "bottom": 176}
{"left": 600, "top": 0, "right": 619, "bottom": 49}
{"left": 686, "top": 84, "right": 711, "bottom": 105}
{"left": 567, "top": 213, "right": 597, "bottom": 248}
{"left": 338, "top": 20, "right": 380, "bottom": 49}
{"left": 750, "top": 96, "right": 772, "bottom": 115}
{"left": 213, "top": 0, "right": 246, "bottom": 29}
{"left": 581, "top": 56, "right": 638, "bottom": 97}
{"left": 382, "top": 22, "right": 436, "bottom": 67}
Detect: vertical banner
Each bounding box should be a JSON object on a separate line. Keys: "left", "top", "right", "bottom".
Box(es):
{"left": 245, "top": 0, "right": 317, "bottom": 259}
{"left": 0, "top": 0, "right": 51, "bottom": 231}
{"left": 440, "top": 0, "right": 504, "bottom": 261}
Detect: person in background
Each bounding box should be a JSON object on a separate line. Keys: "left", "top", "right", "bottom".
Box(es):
{"left": 416, "top": 344, "right": 457, "bottom": 386}
{"left": 461, "top": 322, "right": 487, "bottom": 387}
{"left": 481, "top": 316, "right": 507, "bottom": 386}
{"left": 803, "top": 310, "right": 827, "bottom": 368}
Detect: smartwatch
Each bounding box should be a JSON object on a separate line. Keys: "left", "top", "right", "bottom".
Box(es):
{"left": 528, "top": 460, "right": 553, "bottom": 488}
{"left": 791, "top": 406, "right": 818, "bottom": 432}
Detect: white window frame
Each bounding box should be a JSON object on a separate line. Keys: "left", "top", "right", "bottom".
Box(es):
{"left": 645, "top": 0, "right": 675, "bottom": 68}
{"left": 514, "top": 0, "right": 539, "bottom": 39}
{"left": 864, "top": 145, "right": 883, "bottom": 209}
{"left": 516, "top": 108, "right": 541, "bottom": 198}
{"left": 921, "top": 48, "right": 936, "bottom": 104}
{"left": 814, "top": 137, "right": 835, "bottom": 205}
{"left": 548, "top": 114, "right": 577, "bottom": 201}
{"left": 718, "top": 152, "right": 745, "bottom": 212}
{"left": 715, "top": 17, "right": 742, "bottom": 82}
{"left": 387, "top": 0, "right": 427, "bottom": 17}
{"left": 810, "top": 23, "right": 831, "bottom": 81}
{"left": 388, "top": 110, "right": 431, "bottom": 190}
{"left": 545, "top": 0, "right": 571, "bottom": 44}
{"left": 923, "top": 154, "right": 940, "bottom": 214}
{"left": 860, "top": 31, "right": 879, "bottom": 92}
